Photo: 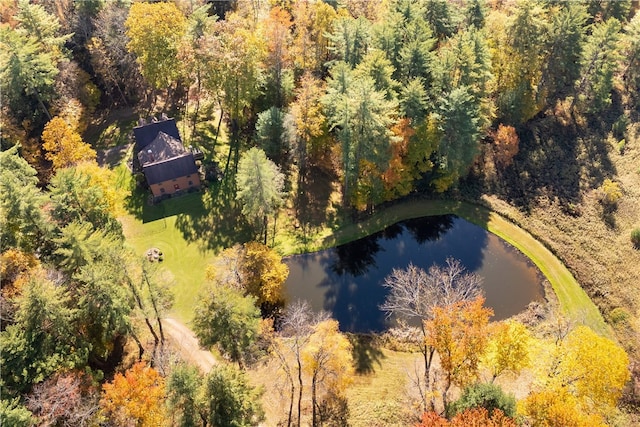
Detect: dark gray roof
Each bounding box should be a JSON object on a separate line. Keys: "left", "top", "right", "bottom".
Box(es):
{"left": 137, "top": 132, "right": 187, "bottom": 166}
{"left": 133, "top": 118, "right": 181, "bottom": 152}
{"left": 143, "top": 154, "right": 199, "bottom": 185}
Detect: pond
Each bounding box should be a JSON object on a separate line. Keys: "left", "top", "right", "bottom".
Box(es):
{"left": 284, "top": 215, "right": 545, "bottom": 333}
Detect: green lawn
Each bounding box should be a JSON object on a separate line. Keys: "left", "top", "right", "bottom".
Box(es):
{"left": 120, "top": 195, "right": 215, "bottom": 322}
{"left": 116, "top": 158, "right": 252, "bottom": 322}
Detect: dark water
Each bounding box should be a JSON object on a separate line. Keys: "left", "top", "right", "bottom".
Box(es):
{"left": 284, "top": 215, "right": 545, "bottom": 333}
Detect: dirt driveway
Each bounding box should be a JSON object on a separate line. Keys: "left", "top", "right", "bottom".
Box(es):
{"left": 163, "top": 317, "right": 216, "bottom": 373}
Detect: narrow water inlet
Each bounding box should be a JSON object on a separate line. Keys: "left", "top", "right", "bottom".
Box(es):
{"left": 284, "top": 215, "right": 545, "bottom": 333}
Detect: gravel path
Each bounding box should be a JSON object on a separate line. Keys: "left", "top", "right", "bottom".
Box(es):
{"left": 163, "top": 317, "right": 216, "bottom": 373}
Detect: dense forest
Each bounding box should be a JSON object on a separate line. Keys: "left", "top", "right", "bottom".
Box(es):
{"left": 1, "top": 0, "right": 640, "bottom": 425}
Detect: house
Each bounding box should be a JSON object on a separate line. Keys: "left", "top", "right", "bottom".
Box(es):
{"left": 133, "top": 116, "right": 201, "bottom": 200}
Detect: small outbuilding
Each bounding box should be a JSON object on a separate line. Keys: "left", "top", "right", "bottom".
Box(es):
{"left": 133, "top": 116, "right": 201, "bottom": 200}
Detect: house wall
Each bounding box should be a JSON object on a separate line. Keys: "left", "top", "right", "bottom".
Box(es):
{"left": 150, "top": 174, "right": 201, "bottom": 198}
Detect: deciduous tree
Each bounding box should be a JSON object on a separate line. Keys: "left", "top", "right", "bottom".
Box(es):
{"left": 520, "top": 387, "right": 607, "bottom": 427}
{"left": 125, "top": 2, "right": 187, "bottom": 103}
{"left": 289, "top": 72, "right": 328, "bottom": 171}
{"left": 100, "top": 362, "right": 167, "bottom": 427}
{"left": 492, "top": 124, "right": 519, "bottom": 170}
{"left": 302, "top": 319, "right": 354, "bottom": 427}
{"left": 290, "top": 0, "right": 337, "bottom": 74}
{"left": 274, "top": 300, "right": 329, "bottom": 427}
{"left": 89, "top": 2, "right": 144, "bottom": 104}
{"left": 26, "top": 371, "right": 100, "bottom": 426}
{"left": 416, "top": 407, "right": 516, "bottom": 427}
{"left": 381, "top": 259, "right": 482, "bottom": 411}
{"left": 425, "top": 296, "right": 493, "bottom": 408}
{"left": 540, "top": 325, "right": 629, "bottom": 414}
{"left": 481, "top": 320, "right": 532, "bottom": 382}
{"left": 243, "top": 241, "right": 289, "bottom": 307}
{"left": 260, "top": 6, "right": 293, "bottom": 108}
{"left": 41, "top": 117, "right": 96, "bottom": 170}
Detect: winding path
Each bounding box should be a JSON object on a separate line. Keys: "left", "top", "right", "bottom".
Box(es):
{"left": 163, "top": 317, "right": 216, "bottom": 373}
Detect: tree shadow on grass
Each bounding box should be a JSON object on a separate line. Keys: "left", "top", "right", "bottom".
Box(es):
{"left": 347, "top": 334, "right": 385, "bottom": 374}
{"left": 173, "top": 179, "right": 254, "bottom": 252}
{"left": 123, "top": 174, "right": 253, "bottom": 252}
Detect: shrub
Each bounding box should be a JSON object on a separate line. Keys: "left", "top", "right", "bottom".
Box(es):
{"left": 446, "top": 383, "right": 516, "bottom": 419}
{"left": 598, "top": 179, "right": 622, "bottom": 206}
{"left": 631, "top": 228, "right": 640, "bottom": 249}
{"left": 609, "top": 307, "right": 630, "bottom": 324}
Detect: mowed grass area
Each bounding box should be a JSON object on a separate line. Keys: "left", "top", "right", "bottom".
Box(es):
{"left": 119, "top": 197, "right": 215, "bottom": 323}
{"left": 114, "top": 160, "right": 252, "bottom": 322}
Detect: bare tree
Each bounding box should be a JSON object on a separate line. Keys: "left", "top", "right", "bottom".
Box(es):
{"left": 380, "top": 258, "right": 482, "bottom": 411}
{"left": 26, "top": 372, "right": 100, "bottom": 427}
{"left": 275, "top": 300, "right": 329, "bottom": 427}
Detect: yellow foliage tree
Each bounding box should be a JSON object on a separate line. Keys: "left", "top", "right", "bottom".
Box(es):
{"left": 41, "top": 117, "right": 96, "bottom": 170}
{"left": 481, "top": 320, "right": 533, "bottom": 382}
{"left": 302, "top": 319, "right": 354, "bottom": 426}
{"left": 425, "top": 296, "right": 493, "bottom": 407}
{"left": 74, "top": 162, "right": 122, "bottom": 217}
{"left": 520, "top": 387, "right": 607, "bottom": 427}
{"left": 125, "top": 2, "right": 187, "bottom": 92}
{"left": 101, "top": 362, "right": 167, "bottom": 427}
{"left": 243, "top": 241, "right": 289, "bottom": 306}
{"left": 553, "top": 326, "right": 629, "bottom": 413}
{"left": 206, "top": 242, "right": 289, "bottom": 307}
{"left": 522, "top": 325, "right": 630, "bottom": 425}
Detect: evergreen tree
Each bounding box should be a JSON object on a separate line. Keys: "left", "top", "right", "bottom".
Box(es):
{"left": 235, "top": 147, "right": 285, "bottom": 244}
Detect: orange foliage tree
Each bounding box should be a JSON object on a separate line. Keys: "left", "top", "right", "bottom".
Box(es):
{"left": 101, "top": 362, "right": 167, "bottom": 427}
{"left": 416, "top": 408, "right": 516, "bottom": 427}
{"left": 260, "top": 6, "right": 293, "bottom": 107}
{"left": 492, "top": 124, "right": 519, "bottom": 169}
{"left": 425, "top": 296, "right": 493, "bottom": 407}
{"left": 382, "top": 118, "right": 416, "bottom": 200}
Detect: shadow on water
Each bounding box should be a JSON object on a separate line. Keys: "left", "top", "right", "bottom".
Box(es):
{"left": 284, "top": 212, "right": 545, "bottom": 334}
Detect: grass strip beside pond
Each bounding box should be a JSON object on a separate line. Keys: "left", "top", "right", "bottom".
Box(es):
{"left": 320, "top": 199, "right": 611, "bottom": 337}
